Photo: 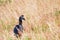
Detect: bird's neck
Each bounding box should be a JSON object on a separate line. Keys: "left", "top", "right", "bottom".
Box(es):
{"left": 19, "top": 22, "right": 22, "bottom": 25}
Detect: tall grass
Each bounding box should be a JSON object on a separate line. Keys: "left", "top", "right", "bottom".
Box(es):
{"left": 0, "top": 11, "right": 60, "bottom": 40}
{"left": 0, "top": 0, "right": 60, "bottom": 40}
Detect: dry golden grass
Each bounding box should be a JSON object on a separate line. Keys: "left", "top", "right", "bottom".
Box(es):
{"left": 0, "top": 0, "right": 60, "bottom": 40}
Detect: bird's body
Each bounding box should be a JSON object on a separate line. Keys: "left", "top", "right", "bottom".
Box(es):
{"left": 14, "top": 25, "right": 23, "bottom": 37}
{"left": 14, "top": 25, "right": 23, "bottom": 34}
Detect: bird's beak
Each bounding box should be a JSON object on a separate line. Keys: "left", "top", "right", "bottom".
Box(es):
{"left": 23, "top": 18, "right": 25, "bottom": 20}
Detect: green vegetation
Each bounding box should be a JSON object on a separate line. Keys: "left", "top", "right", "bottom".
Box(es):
{"left": 31, "top": 25, "right": 40, "bottom": 33}
{"left": 55, "top": 10, "right": 60, "bottom": 16}
{"left": 55, "top": 10, "right": 60, "bottom": 25}
{"left": 24, "top": 36, "right": 31, "bottom": 40}
{"left": 42, "top": 23, "right": 49, "bottom": 32}
{"left": 0, "top": 0, "right": 12, "bottom": 5}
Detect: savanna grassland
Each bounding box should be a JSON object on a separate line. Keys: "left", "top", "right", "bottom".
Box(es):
{"left": 0, "top": 0, "right": 60, "bottom": 40}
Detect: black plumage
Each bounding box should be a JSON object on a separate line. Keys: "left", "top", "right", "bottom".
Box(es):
{"left": 14, "top": 15, "right": 25, "bottom": 38}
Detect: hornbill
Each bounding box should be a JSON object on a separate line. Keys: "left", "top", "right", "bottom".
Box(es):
{"left": 14, "top": 15, "right": 25, "bottom": 38}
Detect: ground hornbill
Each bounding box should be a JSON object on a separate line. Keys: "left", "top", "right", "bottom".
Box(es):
{"left": 14, "top": 15, "right": 25, "bottom": 38}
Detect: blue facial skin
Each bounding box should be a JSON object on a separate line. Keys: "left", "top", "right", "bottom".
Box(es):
{"left": 13, "top": 15, "right": 25, "bottom": 37}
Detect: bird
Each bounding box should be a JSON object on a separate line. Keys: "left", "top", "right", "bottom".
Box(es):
{"left": 14, "top": 15, "right": 25, "bottom": 38}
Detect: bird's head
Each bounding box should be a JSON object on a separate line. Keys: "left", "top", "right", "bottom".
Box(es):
{"left": 19, "top": 15, "right": 25, "bottom": 22}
